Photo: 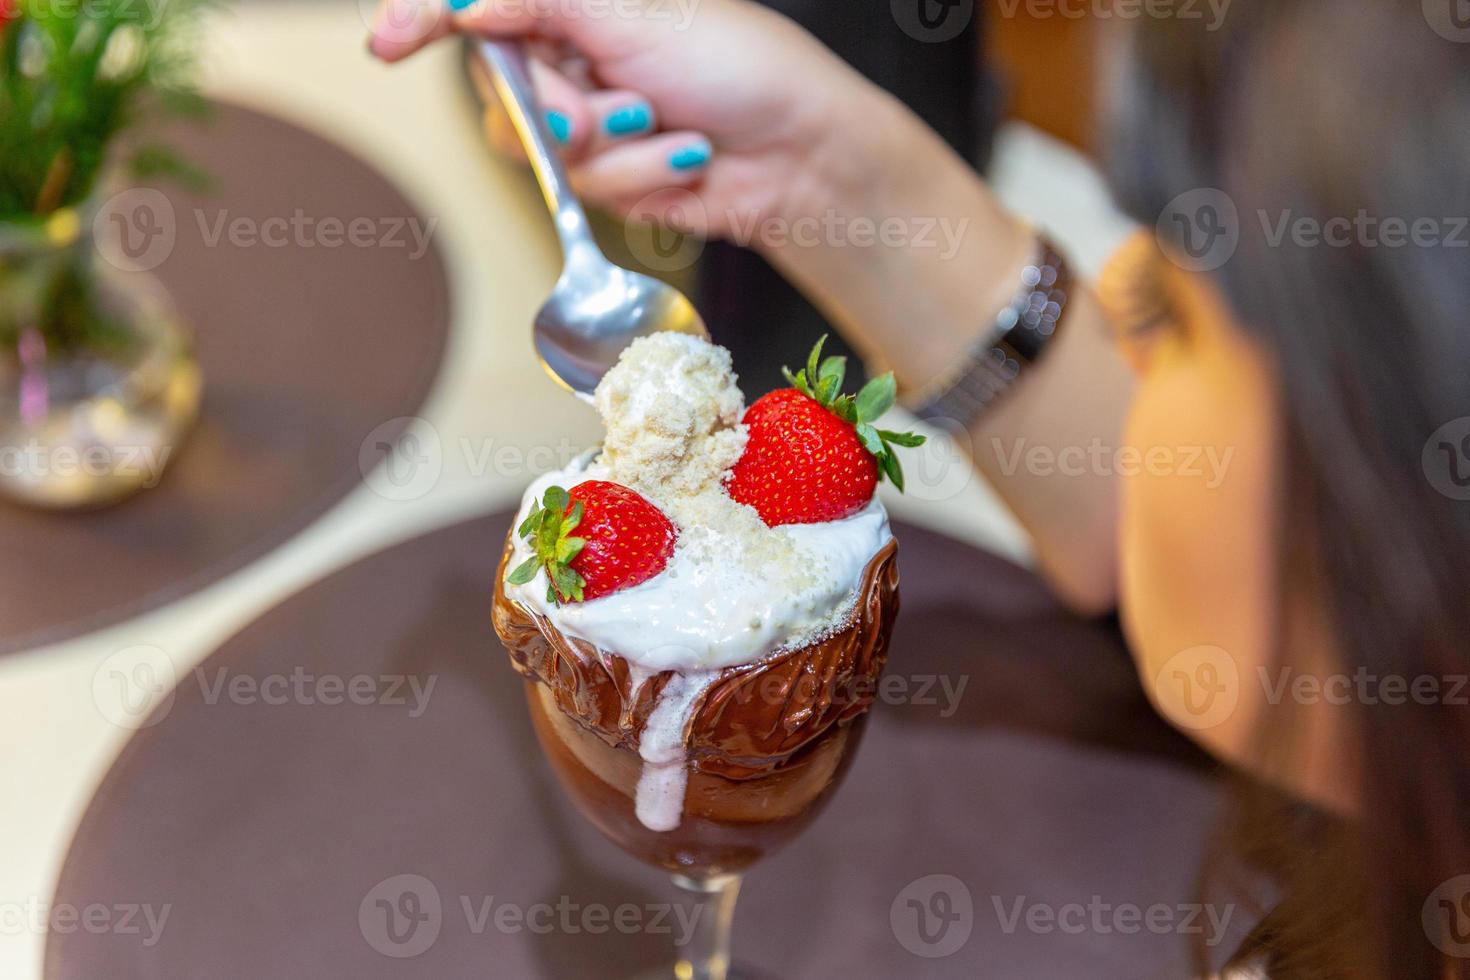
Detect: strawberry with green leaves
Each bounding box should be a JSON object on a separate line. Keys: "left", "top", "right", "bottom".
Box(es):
{"left": 508, "top": 481, "right": 676, "bottom": 604}
{"left": 727, "top": 336, "right": 927, "bottom": 526}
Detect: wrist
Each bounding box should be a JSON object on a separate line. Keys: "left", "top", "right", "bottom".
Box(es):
{"left": 764, "top": 82, "right": 1036, "bottom": 387}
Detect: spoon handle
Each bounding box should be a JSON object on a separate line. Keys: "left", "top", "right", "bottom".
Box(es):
{"left": 476, "top": 40, "right": 600, "bottom": 263}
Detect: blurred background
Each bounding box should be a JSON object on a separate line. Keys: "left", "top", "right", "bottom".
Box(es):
{"left": 0, "top": 2, "right": 1188, "bottom": 978}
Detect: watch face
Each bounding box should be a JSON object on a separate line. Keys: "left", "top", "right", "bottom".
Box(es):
{"left": 915, "top": 241, "right": 1072, "bottom": 427}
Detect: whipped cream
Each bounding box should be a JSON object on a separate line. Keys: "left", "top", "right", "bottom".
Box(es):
{"left": 504, "top": 333, "right": 893, "bottom": 832}
{"left": 507, "top": 461, "right": 891, "bottom": 671}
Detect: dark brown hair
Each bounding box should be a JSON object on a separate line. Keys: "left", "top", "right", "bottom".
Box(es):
{"left": 1106, "top": 3, "right": 1470, "bottom": 977}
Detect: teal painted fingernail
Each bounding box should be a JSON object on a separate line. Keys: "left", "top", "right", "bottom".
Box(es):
{"left": 545, "top": 110, "right": 572, "bottom": 145}
{"left": 604, "top": 103, "right": 653, "bottom": 137}
{"left": 446, "top": 0, "right": 476, "bottom": 10}
{"left": 669, "top": 141, "right": 711, "bottom": 171}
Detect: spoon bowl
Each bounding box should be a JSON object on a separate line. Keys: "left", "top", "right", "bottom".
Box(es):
{"left": 533, "top": 259, "right": 706, "bottom": 397}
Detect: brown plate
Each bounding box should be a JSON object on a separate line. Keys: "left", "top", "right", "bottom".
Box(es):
{"left": 46, "top": 514, "right": 1238, "bottom": 978}
{"left": 0, "top": 100, "right": 450, "bottom": 655}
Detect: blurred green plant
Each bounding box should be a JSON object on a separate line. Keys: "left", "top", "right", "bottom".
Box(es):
{"left": 0, "top": 0, "right": 212, "bottom": 219}
{"left": 0, "top": 0, "right": 212, "bottom": 354}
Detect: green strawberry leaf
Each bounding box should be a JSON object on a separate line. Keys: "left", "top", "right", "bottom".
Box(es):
{"left": 879, "top": 448, "right": 905, "bottom": 491}
{"left": 818, "top": 355, "right": 847, "bottom": 391}
{"left": 854, "top": 372, "right": 897, "bottom": 423}
{"left": 855, "top": 422, "right": 885, "bottom": 457}
{"left": 831, "top": 394, "right": 858, "bottom": 423}
{"left": 878, "top": 428, "right": 927, "bottom": 448}
{"left": 806, "top": 334, "right": 826, "bottom": 385}
{"left": 513, "top": 485, "right": 592, "bottom": 606}
{"left": 815, "top": 372, "right": 840, "bottom": 405}
{"left": 507, "top": 555, "right": 541, "bottom": 585}
{"left": 551, "top": 564, "right": 585, "bottom": 603}
{"left": 536, "top": 506, "right": 561, "bottom": 556}
{"left": 517, "top": 502, "right": 543, "bottom": 539}
{"left": 790, "top": 370, "right": 814, "bottom": 400}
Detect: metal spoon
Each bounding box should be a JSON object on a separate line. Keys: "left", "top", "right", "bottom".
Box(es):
{"left": 475, "top": 40, "right": 708, "bottom": 396}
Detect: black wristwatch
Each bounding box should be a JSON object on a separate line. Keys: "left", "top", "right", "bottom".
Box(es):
{"left": 909, "top": 236, "right": 1074, "bottom": 426}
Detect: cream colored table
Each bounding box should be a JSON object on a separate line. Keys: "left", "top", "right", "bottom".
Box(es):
{"left": 0, "top": 5, "right": 1133, "bottom": 977}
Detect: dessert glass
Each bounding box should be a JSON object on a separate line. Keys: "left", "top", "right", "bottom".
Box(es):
{"left": 493, "top": 537, "right": 900, "bottom": 979}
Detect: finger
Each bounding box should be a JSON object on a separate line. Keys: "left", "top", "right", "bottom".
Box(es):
{"left": 570, "top": 132, "right": 714, "bottom": 207}
{"left": 473, "top": 56, "right": 597, "bottom": 160}
{"left": 367, "top": 0, "right": 455, "bottom": 62}
{"left": 580, "top": 90, "right": 658, "bottom": 156}
{"left": 447, "top": 0, "right": 662, "bottom": 63}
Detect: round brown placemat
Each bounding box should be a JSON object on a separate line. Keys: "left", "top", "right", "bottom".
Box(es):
{"left": 0, "top": 101, "right": 450, "bottom": 655}
{"left": 47, "top": 516, "right": 1237, "bottom": 980}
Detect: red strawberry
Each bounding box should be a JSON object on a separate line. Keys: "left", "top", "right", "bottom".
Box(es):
{"left": 508, "top": 480, "right": 675, "bottom": 603}
{"left": 727, "top": 336, "right": 926, "bottom": 526}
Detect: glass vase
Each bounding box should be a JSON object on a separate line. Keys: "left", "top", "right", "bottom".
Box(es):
{"left": 0, "top": 199, "right": 201, "bottom": 509}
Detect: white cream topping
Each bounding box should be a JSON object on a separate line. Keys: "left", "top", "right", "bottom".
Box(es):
{"left": 507, "top": 461, "right": 891, "bottom": 671}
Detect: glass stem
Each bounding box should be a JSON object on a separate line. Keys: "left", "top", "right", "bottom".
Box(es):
{"left": 670, "top": 872, "right": 742, "bottom": 980}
